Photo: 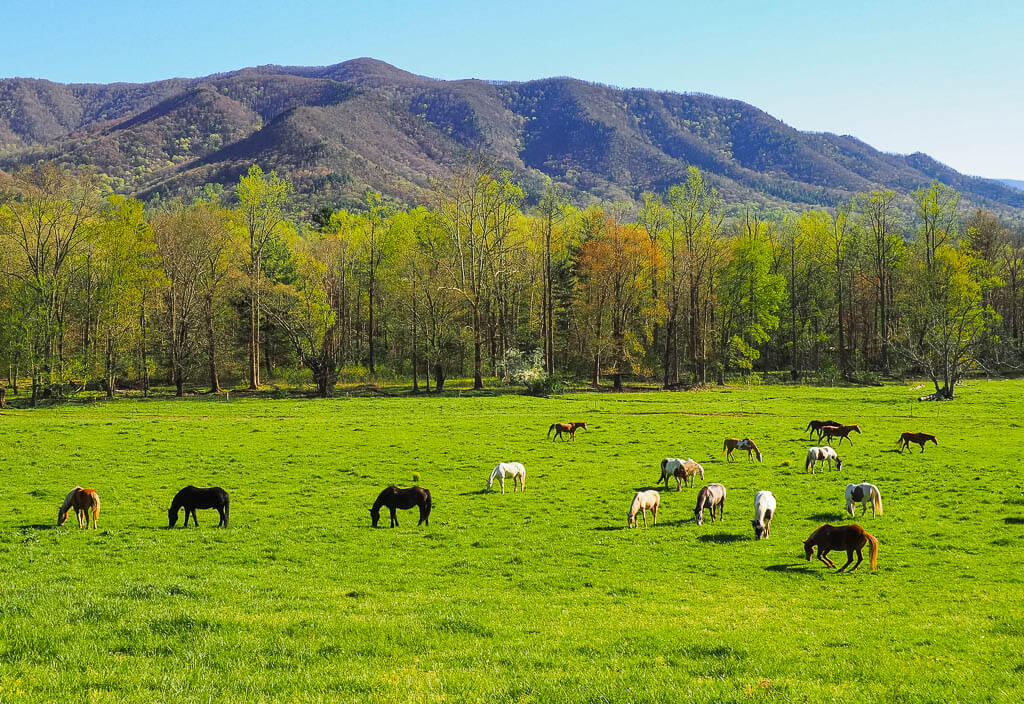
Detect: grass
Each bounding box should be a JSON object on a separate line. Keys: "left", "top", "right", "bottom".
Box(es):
{"left": 0, "top": 380, "right": 1022, "bottom": 702}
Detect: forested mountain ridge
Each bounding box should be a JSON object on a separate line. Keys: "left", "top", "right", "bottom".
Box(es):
{"left": 1, "top": 57, "right": 1021, "bottom": 212}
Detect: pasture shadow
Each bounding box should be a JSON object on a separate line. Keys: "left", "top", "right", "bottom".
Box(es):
{"left": 17, "top": 524, "right": 58, "bottom": 531}
{"left": 808, "top": 512, "right": 846, "bottom": 522}
{"left": 631, "top": 486, "right": 665, "bottom": 493}
{"left": 1004, "top": 517, "right": 1024, "bottom": 525}
{"left": 592, "top": 526, "right": 625, "bottom": 531}
{"left": 458, "top": 489, "right": 491, "bottom": 497}
{"left": 880, "top": 449, "right": 903, "bottom": 454}
{"left": 765, "top": 563, "right": 815, "bottom": 575}
{"left": 697, "top": 532, "right": 747, "bottom": 544}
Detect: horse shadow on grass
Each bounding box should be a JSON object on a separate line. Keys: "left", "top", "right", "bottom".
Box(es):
{"left": 458, "top": 489, "right": 491, "bottom": 497}
{"left": 17, "top": 524, "right": 58, "bottom": 531}
{"left": 696, "top": 532, "right": 747, "bottom": 544}
{"left": 808, "top": 512, "right": 846, "bottom": 522}
{"left": 1004, "top": 517, "right": 1024, "bottom": 525}
{"left": 592, "top": 526, "right": 625, "bottom": 531}
{"left": 765, "top": 563, "right": 816, "bottom": 575}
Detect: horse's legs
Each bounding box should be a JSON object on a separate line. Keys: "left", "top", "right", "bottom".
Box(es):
{"left": 192, "top": 508, "right": 199, "bottom": 526}
{"left": 849, "top": 549, "right": 864, "bottom": 571}
{"left": 676, "top": 476, "right": 682, "bottom": 492}
{"left": 390, "top": 507, "right": 398, "bottom": 527}
{"left": 641, "top": 509, "right": 648, "bottom": 528}
{"left": 652, "top": 504, "right": 658, "bottom": 526}
{"left": 837, "top": 550, "right": 855, "bottom": 572}
{"left": 500, "top": 477, "right": 505, "bottom": 495}
{"left": 817, "top": 549, "right": 835, "bottom": 568}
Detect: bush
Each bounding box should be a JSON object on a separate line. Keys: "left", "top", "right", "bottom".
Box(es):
{"left": 498, "top": 349, "right": 564, "bottom": 397}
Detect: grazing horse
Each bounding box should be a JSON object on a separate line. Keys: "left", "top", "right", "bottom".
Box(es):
{"left": 804, "top": 523, "right": 878, "bottom": 572}
{"left": 805, "top": 446, "right": 843, "bottom": 474}
{"left": 819, "top": 424, "right": 861, "bottom": 446}
{"left": 846, "top": 482, "right": 883, "bottom": 517}
{"left": 722, "top": 438, "right": 762, "bottom": 462}
{"left": 752, "top": 490, "right": 776, "bottom": 539}
{"left": 168, "top": 486, "right": 229, "bottom": 528}
{"left": 658, "top": 458, "right": 704, "bottom": 490}
{"left": 694, "top": 483, "right": 727, "bottom": 525}
{"left": 898, "top": 432, "right": 938, "bottom": 453}
{"left": 487, "top": 462, "right": 526, "bottom": 493}
{"left": 548, "top": 421, "right": 588, "bottom": 442}
{"left": 627, "top": 490, "right": 660, "bottom": 528}
{"left": 805, "top": 420, "right": 842, "bottom": 441}
{"left": 58, "top": 487, "right": 101, "bottom": 529}
{"left": 370, "top": 486, "right": 432, "bottom": 527}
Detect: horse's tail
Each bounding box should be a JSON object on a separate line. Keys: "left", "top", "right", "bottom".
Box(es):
{"left": 805, "top": 421, "right": 813, "bottom": 432}
{"left": 872, "top": 487, "right": 883, "bottom": 515}
{"left": 865, "top": 531, "right": 879, "bottom": 571}
{"left": 223, "top": 493, "right": 230, "bottom": 527}
{"left": 721, "top": 440, "right": 728, "bottom": 455}
{"left": 660, "top": 458, "right": 668, "bottom": 472}
{"left": 547, "top": 424, "right": 555, "bottom": 438}
{"left": 92, "top": 494, "right": 101, "bottom": 523}
{"left": 805, "top": 450, "right": 813, "bottom": 472}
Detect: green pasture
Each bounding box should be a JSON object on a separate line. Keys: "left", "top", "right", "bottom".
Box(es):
{"left": 1, "top": 381, "right": 1022, "bottom": 703}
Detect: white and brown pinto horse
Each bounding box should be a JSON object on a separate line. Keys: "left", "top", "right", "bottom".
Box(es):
{"left": 722, "top": 438, "right": 762, "bottom": 462}
{"left": 628, "top": 490, "right": 660, "bottom": 528}
{"left": 58, "top": 486, "right": 101, "bottom": 529}
{"left": 805, "top": 446, "right": 842, "bottom": 474}
{"left": 694, "top": 483, "right": 726, "bottom": 525}
{"left": 487, "top": 462, "right": 526, "bottom": 493}
{"left": 658, "top": 458, "right": 704, "bottom": 490}
{"left": 845, "top": 482, "right": 883, "bottom": 517}
{"left": 752, "top": 490, "right": 776, "bottom": 539}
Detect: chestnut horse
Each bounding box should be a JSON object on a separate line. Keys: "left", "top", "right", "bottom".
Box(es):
{"left": 627, "top": 490, "right": 660, "bottom": 528}
{"left": 58, "top": 487, "right": 101, "bottom": 529}
{"left": 804, "top": 523, "right": 878, "bottom": 572}
{"left": 819, "top": 424, "right": 861, "bottom": 446}
{"left": 805, "top": 420, "right": 841, "bottom": 441}
{"left": 722, "top": 438, "right": 762, "bottom": 462}
{"left": 370, "top": 486, "right": 432, "bottom": 527}
{"left": 659, "top": 458, "right": 704, "bottom": 490}
{"left": 694, "top": 483, "right": 727, "bottom": 525}
{"left": 898, "top": 432, "right": 938, "bottom": 453}
{"left": 548, "top": 421, "right": 587, "bottom": 441}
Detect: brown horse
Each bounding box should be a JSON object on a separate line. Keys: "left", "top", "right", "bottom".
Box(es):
{"left": 898, "top": 432, "right": 938, "bottom": 453}
{"left": 58, "top": 487, "right": 101, "bottom": 529}
{"left": 819, "top": 424, "right": 861, "bottom": 446}
{"left": 805, "top": 419, "right": 842, "bottom": 441}
{"left": 694, "top": 483, "right": 726, "bottom": 525}
{"left": 722, "top": 438, "right": 762, "bottom": 462}
{"left": 804, "top": 523, "right": 878, "bottom": 572}
{"left": 370, "top": 486, "right": 432, "bottom": 527}
{"left": 548, "top": 421, "right": 588, "bottom": 442}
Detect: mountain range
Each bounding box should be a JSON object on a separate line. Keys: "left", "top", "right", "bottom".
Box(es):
{"left": 1, "top": 57, "right": 1021, "bottom": 213}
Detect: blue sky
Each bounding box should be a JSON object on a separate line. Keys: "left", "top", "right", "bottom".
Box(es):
{"left": 3, "top": 0, "right": 1021, "bottom": 178}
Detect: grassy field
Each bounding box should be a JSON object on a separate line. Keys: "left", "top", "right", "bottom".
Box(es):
{"left": 1, "top": 380, "right": 1022, "bottom": 703}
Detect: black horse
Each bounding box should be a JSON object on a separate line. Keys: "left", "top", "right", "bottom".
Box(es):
{"left": 169, "top": 486, "right": 230, "bottom": 528}
{"left": 370, "top": 486, "right": 431, "bottom": 527}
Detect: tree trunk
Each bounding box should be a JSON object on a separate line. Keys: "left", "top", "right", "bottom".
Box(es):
{"left": 105, "top": 334, "right": 115, "bottom": 400}
{"left": 205, "top": 292, "right": 221, "bottom": 393}
{"left": 368, "top": 277, "right": 375, "bottom": 375}
{"left": 434, "top": 362, "right": 445, "bottom": 392}
{"left": 248, "top": 274, "right": 259, "bottom": 390}
{"left": 472, "top": 306, "right": 483, "bottom": 390}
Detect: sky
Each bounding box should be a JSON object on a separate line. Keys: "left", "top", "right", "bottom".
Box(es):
{"left": 3, "top": 0, "right": 1021, "bottom": 178}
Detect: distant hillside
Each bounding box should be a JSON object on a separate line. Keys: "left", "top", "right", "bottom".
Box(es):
{"left": 2, "top": 58, "right": 1022, "bottom": 213}
{"left": 999, "top": 179, "right": 1024, "bottom": 192}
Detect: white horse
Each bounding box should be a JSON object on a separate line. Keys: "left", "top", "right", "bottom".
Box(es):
{"left": 845, "top": 482, "right": 883, "bottom": 517}
{"left": 805, "top": 446, "right": 842, "bottom": 474}
{"left": 752, "top": 490, "right": 776, "bottom": 539}
{"left": 628, "top": 490, "right": 660, "bottom": 528}
{"left": 658, "top": 457, "right": 704, "bottom": 490}
{"left": 487, "top": 462, "right": 526, "bottom": 494}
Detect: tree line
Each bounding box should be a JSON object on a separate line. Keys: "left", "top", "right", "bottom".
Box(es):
{"left": 0, "top": 161, "right": 1020, "bottom": 403}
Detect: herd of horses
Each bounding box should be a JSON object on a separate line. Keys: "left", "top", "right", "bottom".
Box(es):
{"left": 52, "top": 415, "right": 939, "bottom": 575}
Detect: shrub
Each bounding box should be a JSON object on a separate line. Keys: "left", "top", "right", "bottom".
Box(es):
{"left": 498, "top": 349, "right": 564, "bottom": 397}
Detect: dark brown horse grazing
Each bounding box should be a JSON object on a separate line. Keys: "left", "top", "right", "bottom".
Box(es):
{"left": 370, "top": 486, "right": 432, "bottom": 527}
{"left": 804, "top": 523, "right": 878, "bottom": 572}
{"left": 548, "top": 421, "right": 588, "bottom": 442}
{"left": 169, "top": 486, "right": 230, "bottom": 528}
{"left": 898, "top": 432, "right": 938, "bottom": 453}
{"left": 819, "top": 424, "right": 861, "bottom": 446}
{"left": 694, "top": 483, "right": 726, "bottom": 525}
{"left": 805, "top": 420, "right": 842, "bottom": 441}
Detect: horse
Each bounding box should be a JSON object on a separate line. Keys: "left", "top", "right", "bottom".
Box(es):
{"left": 752, "top": 490, "right": 776, "bottom": 539}
{"left": 804, "top": 523, "right": 878, "bottom": 572}
{"left": 370, "top": 486, "right": 432, "bottom": 527}
{"left": 694, "top": 483, "right": 727, "bottom": 525}
{"left": 722, "top": 438, "right": 762, "bottom": 462}
{"left": 846, "top": 482, "right": 883, "bottom": 517}
{"left": 805, "top": 420, "right": 842, "bottom": 440}
{"left": 819, "top": 424, "right": 861, "bottom": 446}
{"left": 58, "top": 487, "right": 100, "bottom": 529}
{"left": 168, "top": 486, "right": 229, "bottom": 528}
{"left": 548, "top": 421, "right": 588, "bottom": 441}
{"left": 628, "top": 490, "right": 660, "bottom": 528}
{"left": 487, "top": 462, "right": 526, "bottom": 493}
{"left": 898, "top": 432, "right": 938, "bottom": 453}
{"left": 658, "top": 457, "right": 704, "bottom": 490}
{"left": 805, "top": 446, "right": 842, "bottom": 474}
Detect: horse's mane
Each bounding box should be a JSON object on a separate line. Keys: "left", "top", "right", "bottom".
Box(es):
{"left": 59, "top": 487, "right": 82, "bottom": 515}
{"left": 804, "top": 523, "right": 832, "bottom": 544}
